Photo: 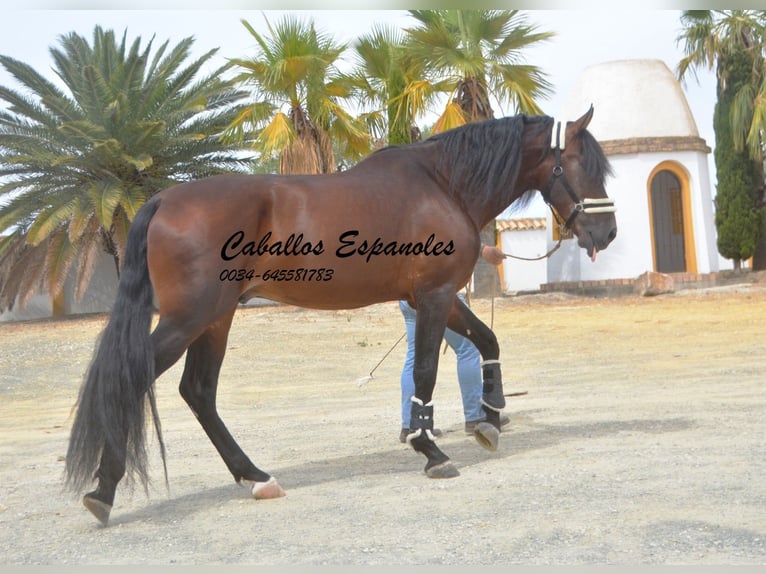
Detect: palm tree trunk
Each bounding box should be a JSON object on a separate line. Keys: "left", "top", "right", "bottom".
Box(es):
{"left": 472, "top": 223, "right": 501, "bottom": 298}
{"left": 100, "top": 229, "right": 121, "bottom": 280}
{"left": 283, "top": 107, "right": 335, "bottom": 175}
{"left": 752, "top": 210, "right": 766, "bottom": 270}
{"left": 751, "top": 166, "right": 766, "bottom": 271}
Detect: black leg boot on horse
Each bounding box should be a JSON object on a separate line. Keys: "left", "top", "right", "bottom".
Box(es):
{"left": 406, "top": 288, "right": 461, "bottom": 478}
{"left": 405, "top": 398, "right": 459, "bottom": 478}
{"left": 475, "top": 360, "right": 506, "bottom": 451}
{"left": 445, "top": 294, "right": 507, "bottom": 451}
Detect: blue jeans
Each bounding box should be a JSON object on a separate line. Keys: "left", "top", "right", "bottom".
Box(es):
{"left": 399, "top": 296, "right": 484, "bottom": 428}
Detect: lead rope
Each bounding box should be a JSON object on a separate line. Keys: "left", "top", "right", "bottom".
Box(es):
{"left": 501, "top": 236, "right": 563, "bottom": 262}
{"left": 499, "top": 178, "right": 571, "bottom": 263}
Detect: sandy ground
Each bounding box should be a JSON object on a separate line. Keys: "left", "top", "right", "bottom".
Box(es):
{"left": 0, "top": 285, "right": 765, "bottom": 565}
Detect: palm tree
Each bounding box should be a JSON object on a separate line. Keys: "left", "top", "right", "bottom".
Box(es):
{"left": 403, "top": 9, "right": 554, "bottom": 295}
{"left": 677, "top": 10, "right": 766, "bottom": 270}
{"left": 351, "top": 23, "right": 443, "bottom": 147}
{"left": 0, "top": 26, "right": 250, "bottom": 313}
{"left": 404, "top": 10, "right": 554, "bottom": 130}
{"left": 224, "top": 15, "right": 370, "bottom": 174}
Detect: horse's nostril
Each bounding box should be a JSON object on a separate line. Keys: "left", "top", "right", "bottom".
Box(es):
{"left": 607, "top": 227, "right": 617, "bottom": 243}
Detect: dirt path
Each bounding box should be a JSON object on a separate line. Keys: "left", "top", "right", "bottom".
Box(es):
{"left": 1, "top": 286, "right": 765, "bottom": 565}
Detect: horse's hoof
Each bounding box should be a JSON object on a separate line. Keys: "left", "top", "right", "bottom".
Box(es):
{"left": 425, "top": 461, "right": 460, "bottom": 479}
{"left": 249, "top": 477, "right": 286, "bottom": 500}
{"left": 83, "top": 494, "right": 112, "bottom": 526}
{"left": 474, "top": 421, "right": 500, "bottom": 452}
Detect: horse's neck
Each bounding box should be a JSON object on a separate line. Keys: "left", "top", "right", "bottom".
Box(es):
{"left": 463, "top": 177, "right": 528, "bottom": 231}
{"left": 478, "top": 190, "right": 525, "bottom": 229}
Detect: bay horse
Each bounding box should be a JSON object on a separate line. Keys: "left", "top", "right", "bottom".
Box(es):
{"left": 65, "top": 106, "right": 616, "bottom": 525}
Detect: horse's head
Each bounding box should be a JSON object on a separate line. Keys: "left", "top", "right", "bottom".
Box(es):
{"left": 537, "top": 107, "right": 617, "bottom": 262}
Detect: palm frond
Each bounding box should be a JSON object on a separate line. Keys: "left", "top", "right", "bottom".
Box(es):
{"left": 43, "top": 230, "right": 78, "bottom": 300}
{"left": 67, "top": 202, "right": 94, "bottom": 244}
{"left": 86, "top": 180, "right": 124, "bottom": 231}
{"left": 404, "top": 9, "right": 553, "bottom": 120}
{"left": 25, "top": 199, "right": 77, "bottom": 246}
{"left": 3, "top": 239, "right": 47, "bottom": 311}
{"left": 432, "top": 101, "right": 467, "bottom": 133}
{"left": 73, "top": 220, "right": 102, "bottom": 300}
{"left": 0, "top": 25, "right": 250, "bottom": 310}
{"left": 229, "top": 14, "right": 360, "bottom": 171}
{"left": 256, "top": 112, "right": 295, "bottom": 157}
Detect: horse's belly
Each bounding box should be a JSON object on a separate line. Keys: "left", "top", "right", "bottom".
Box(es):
{"left": 240, "top": 262, "right": 407, "bottom": 310}
{"left": 238, "top": 254, "right": 468, "bottom": 310}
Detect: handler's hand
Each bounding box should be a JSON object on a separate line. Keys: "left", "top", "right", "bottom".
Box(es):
{"left": 480, "top": 245, "right": 507, "bottom": 266}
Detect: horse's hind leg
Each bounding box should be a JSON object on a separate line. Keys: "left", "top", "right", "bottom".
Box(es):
{"left": 82, "top": 442, "right": 127, "bottom": 525}
{"left": 82, "top": 314, "right": 203, "bottom": 524}
{"left": 447, "top": 296, "right": 506, "bottom": 450}
{"left": 178, "top": 310, "right": 285, "bottom": 500}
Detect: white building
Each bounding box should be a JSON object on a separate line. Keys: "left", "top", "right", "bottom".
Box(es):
{"left": 498, "top": 59, "right": 723, "bottom": 294}
{"left": 548, "top": 58, "right": 719, "bottom": 285}
{"left": 496, "top": 218, "right": 548, "bottom": 293}
{"left": 0, "top": 251, "right": 118, "bottom": 322}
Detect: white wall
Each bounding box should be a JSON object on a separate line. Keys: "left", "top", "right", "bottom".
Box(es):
{"left": 684, "top": 151, "right": 720, "bottom": 273}
{"left": 498, "top": 228, "right": 548, "bottom": 293}
{"left": 0, "top": 293, "right": 53, "bottom": 322}
{"left": 65, "top": 252, "right": 118, "bottom": 315}
{"left": 0, "top": 251, "right": 117, "bottom": 322}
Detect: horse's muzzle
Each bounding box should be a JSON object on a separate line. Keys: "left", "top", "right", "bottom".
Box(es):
{"left": 578, "top": 214, "right": 617, "bottom": 262}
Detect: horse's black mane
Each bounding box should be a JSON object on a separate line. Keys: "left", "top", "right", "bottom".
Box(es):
{"left": 370, "top": 114, "right": 612, "bottom": 218}
{"left": 574, "top": 121, "right": 613, "bottom": 185}
{"left": 429, "top": 115, "right": 543, "bottom": 213}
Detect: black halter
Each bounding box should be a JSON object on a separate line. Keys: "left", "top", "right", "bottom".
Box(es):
{"left": 540, "top": 119, "right": 616, "bottom": 230}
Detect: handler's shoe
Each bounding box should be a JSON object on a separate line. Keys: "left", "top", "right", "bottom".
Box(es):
{"left": 464, "top": 415, "right": 510, "bottom": 435}
{"left": 399, "top": 428, "right": 443, "bottom": 443}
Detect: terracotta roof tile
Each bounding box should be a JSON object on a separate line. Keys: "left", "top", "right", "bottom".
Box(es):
{"left": 496, "top": 218, "right": 547, "bottom": 232}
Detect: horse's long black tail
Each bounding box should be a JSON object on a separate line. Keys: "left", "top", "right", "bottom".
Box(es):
{"left": 65, "top": 198, "right": 165, "bottom": 495}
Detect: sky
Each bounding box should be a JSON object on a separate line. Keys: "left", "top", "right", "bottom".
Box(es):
{"left": 0, "top": 9, "right": 718, "bottom": 217}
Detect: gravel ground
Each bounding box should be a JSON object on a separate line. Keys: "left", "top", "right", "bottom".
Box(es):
{"left": 0, "top": 285, "right": 765, "bottom": 565}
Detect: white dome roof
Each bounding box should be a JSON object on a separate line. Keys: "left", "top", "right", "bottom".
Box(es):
{"left": 559, "top": 59, "right": 700, "bottom": 141}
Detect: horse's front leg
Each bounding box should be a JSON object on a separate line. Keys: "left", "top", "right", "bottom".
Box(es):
{"left": 407, "top": 288, "right": 460, "bottom": 479}
{"left": 447, "top": 295, "right": 506, "bottom": 450}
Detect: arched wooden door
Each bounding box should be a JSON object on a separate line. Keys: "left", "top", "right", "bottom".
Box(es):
{"left": 650, "top": 169, "right": 687, "bottom": 273}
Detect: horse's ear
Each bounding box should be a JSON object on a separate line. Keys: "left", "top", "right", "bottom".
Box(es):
{"left": 570, "top": 105, "right": 594, "bottom": 133}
